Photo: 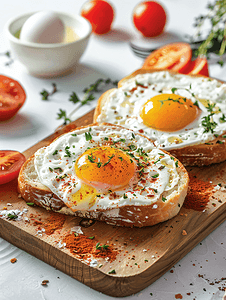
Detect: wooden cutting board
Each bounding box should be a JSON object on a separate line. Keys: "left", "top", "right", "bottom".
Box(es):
{"left": 1, "top": 110, "right": 226, "bottom": 297}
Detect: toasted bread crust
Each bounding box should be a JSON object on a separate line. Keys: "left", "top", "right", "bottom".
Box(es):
{"left": 18, "top": 124, "right": 189, "bottom": 227}
{"left": 93, "top": 69, "right": 226, "bottom": 167}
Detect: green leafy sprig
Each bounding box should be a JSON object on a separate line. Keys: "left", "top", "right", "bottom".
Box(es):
{"left": 40, "top": 83, "right": 57, "bottom": 100}
{"left": 0, "top": 51, "right": 14, "bottom": 66}
{"left": 191, "top": 0, "right": 226, "bottom": 66}
{"left": 57, "top": 78, "right": 118, "bottom": 125}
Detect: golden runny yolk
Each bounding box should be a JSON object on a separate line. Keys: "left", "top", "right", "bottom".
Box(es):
{"left": 75, "top": 146, "right": 136, "bottom": 190}
{"left": 140, "top": 93, "right": 201, "bottom": 132}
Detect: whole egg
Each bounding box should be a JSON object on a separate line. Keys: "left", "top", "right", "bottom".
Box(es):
{"left": 20, "top": 11, "right": 65, "bottom": 44}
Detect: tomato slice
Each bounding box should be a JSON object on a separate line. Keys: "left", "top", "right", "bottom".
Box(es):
{"left": 0, "top": 75, "right": 26, "bottom": 121}
{"left": 185, "top": 56, "right": 209, "bottom": 77}
{"left": 0, "top": 150, "right": 26, "bottom": 184}
{"left": 142, "top": 43, "right": 192, "bottom": 73}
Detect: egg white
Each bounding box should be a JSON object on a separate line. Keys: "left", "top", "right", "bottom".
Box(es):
{"left": 34, "top": 125, "right": 180, "bottom": 211}
{"left": 96, "top": 71, "right": 226, "bottom": 150}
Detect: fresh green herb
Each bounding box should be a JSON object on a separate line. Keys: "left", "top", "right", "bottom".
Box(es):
{"left": 220, "top": 113, "right": 226, "bottom": 123}
{"left": 217, "top": 140, "right": 224, "bottom": 144}
{"left": 171, "top": 87, "right": 177, "bottom": 93}
{"left": 49, "top": 167, "right": 53, "bottom": 172}
{"left": 85, "top": 132, "right": 92, "bottom": 141}
{"left": 113, "top": 138, "right": 126, "bottom": 144}
{"left": 154, "top": 158, "right": 160, "bottom": 164}
{"left": 202, "top": 114, "right": 217, "bottom": 133}
{"left": 7, "top": 213, "right": 18, "bottom": 220}
{"left": 123, "top": 193, "right": 128, "bottom": 199}
{"left": 135, "top": 80, "right": 144, "bottom": 86}
{"left": 194, "top": 100, "right": 200, "bottom": 107}
{"left": 57, "top": 109, "right": 71, "bottom": 125}
{"left": 103, "top": 155, "right": 115, "bottom": 167}
{"left": 102, "top": 244, "right": 109, "bottom": 250}
{"left": 206, "top": 102, "right": 216, "bottom": 113}
{"left": 88, "top": 154, "right": 95, "bottom": 163}
{"left": 0, "top": 50, "right": 14, "bottom": 66}
{"left": 59, "top": 174, "right": 68, "bottom": 179}
{"left": 129, "top": 144, "right": 136, "bottom": 151}
{"left": 97, "top": 162, "right": 102, "bottom": 168}
{"left": 104, "top": 137, "right": 109, "bottom": 141}
{"left": 71, "top": 133, "right": 77, "bottom": 137}
{"left": 175, "top": 161, "right": 179, "bottom": 167}
{"left": 96, "top": 242, "right": 109, "bottom": 250}
{"left": 158, "top": 165, "right": 165, "bottom": 170}
{"left": 152, "top": 173, "right": 159, "bottom": 178}
{"left": 190, "top": 0, "right": 226, "bottom": 66}
{"left": 162, "top": 196, "right": 167, "bottom": 202}
{"left": 96, "top": 242, "right": 101, "bottom": 250}
{"left": 108, "top": 269, "right": 116, "bottom": 274}
{"left": 131, "top": 133, "right": 136, "bottom": 139}
{"left": 64, "top": 146, "right": 71, "bottom": 157}
{"left": 26, "top": 202, "right": 34, "bottom": 206}
{"left": 88, "top": 236, "right": 95, "bottom": 240}
{"left": 69, "top": 92, "right": 80, "bottom": 104}
{"left": 57, "top": 78, "right": 118, "bottom": 123}
{"left": 40, "top": 83, "right": 57, "bottom": 100}
{"left": 53, "top": 150, "right": 58, "bottom": 155}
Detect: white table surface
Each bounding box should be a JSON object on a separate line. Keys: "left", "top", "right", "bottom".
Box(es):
{"left": 0, "top": 0, "right": 226, "bottom": 299}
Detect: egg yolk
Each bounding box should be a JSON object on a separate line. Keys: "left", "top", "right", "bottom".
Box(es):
{"left": 140, "top": 93, "right": 201, "bottom": 132}
{"left": 75, "top": 146, "right": 136, "bottom": 191}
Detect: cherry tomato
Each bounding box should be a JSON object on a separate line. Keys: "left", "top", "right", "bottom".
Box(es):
{"left": 133, "top": 1, "right": 167, "bottom": 37}
{"left": 0, "top": 150, "right": 26, "bottom": 185}
{"left": 142, "top": 43, "right": 192, "bottom": 73}
{"left": 0, "top": 75, "right": 26, "bottom": 121}
{"left": 81, "top": 0, "right": 114, "bottom": 34}
{"left": 185, "top": 56, "right": 209, "bottom": 77}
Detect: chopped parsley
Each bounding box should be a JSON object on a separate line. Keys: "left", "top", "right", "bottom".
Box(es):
{"left": 85, "top": 132, "right": 92, "bottom": 141}
{"left": 162, "top": 196, "right": 167, "bottom": 202}
{"left": 52, "top": 150, "right": 58, "bottom": 155}
{"left": 64, "top": 146, "right": 71, "bottom": 157}
{"left": 152, "top": 173, "right": 159, "bottom": 178}
{"left": 201, "top": 114, "right": 217, "bottom": 133}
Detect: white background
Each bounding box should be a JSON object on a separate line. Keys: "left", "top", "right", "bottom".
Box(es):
{"left": 0, "top": 0, "right": 226, "bottom": 299}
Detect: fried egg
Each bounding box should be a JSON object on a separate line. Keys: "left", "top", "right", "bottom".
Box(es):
{"left": 95, "top": 71, "right": 226, "bottom": 150}
{"left": 34, "top": 124, "right": 180, "bottom": 211}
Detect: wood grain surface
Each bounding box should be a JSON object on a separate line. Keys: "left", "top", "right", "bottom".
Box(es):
{"left": 1, "top": 110, "right": 226, "bottom": 297}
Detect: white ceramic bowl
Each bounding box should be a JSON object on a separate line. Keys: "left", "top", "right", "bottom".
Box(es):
{"left": 5, "top": 11, "right": 92, "bottom": 77}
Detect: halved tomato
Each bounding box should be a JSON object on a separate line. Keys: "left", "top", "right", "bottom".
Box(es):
{"left": 185, "top": 56, "right": 209, "bottom": 77}
{"left": 0, "top": 75, "right": 26, "bottom": 121}
{"left": 142, "top": 42, "right": 192, "bottom": 73}
{"left": 0, "top": 150, "right": 26, "bottom": 184}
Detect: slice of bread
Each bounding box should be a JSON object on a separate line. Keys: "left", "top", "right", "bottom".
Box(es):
{"left": 93, "top": 69, "right": 226, "bottom": 167}
{"left": 18, "top": 123, "right": 189, "bottom": 227}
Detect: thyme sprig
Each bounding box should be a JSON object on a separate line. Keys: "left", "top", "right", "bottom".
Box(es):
{"left": 0, "top": 51, "right": 14, "bottom": 66}
{"left": 40, "top": 83, "right": 57, "bottom": 100}
{"left": 191, "top": 0, "right": 226, "bottom": 66}
{"left": 201, "top": 103, "right": 218, "bottom": 133}
{"left": 58, "top": 78, "right": 118, "bottom": 125}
